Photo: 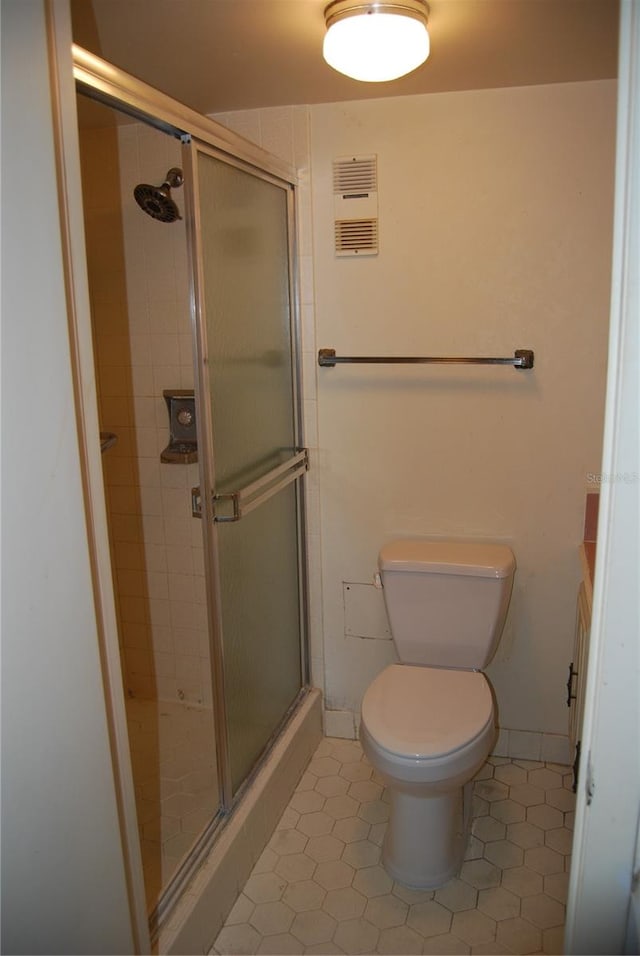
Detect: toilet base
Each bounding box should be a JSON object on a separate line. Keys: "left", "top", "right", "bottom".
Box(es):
{"left": 382, "top": 782, "right": 471, "bottom": 889}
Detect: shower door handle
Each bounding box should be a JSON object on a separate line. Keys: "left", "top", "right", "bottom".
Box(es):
{"left": 191, "top": 449, "right": 308, "bottom": 522}
{"left": 191, "top": 487, "right": 203, "bottom": 518}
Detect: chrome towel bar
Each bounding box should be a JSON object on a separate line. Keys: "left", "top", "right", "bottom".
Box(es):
{"left": 318, "top": 348, "right": 535, "bottom": 370}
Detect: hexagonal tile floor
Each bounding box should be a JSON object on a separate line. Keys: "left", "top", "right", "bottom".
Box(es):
{"left": 210, "top": 738, "right": 574, "bottom": 955}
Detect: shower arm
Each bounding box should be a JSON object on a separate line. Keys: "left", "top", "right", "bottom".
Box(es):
{"left": 318, "top": 348, "right": 535, "bottom": 369}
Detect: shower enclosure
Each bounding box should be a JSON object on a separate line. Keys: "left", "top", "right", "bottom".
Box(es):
{"left": 75, "top": 47, "right": 309, "bottom": 932}
{"left": 186, "top": 142, "right": 307, "bottom": 800}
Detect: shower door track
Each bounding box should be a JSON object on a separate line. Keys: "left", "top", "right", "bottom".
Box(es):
{"left": 72, "top": 44, "right": 311, "bottom": 943}
{"left": 73, "top": 45, "right": 296, "bottom": 185}
{"left": 148, "top": 688, "right": 309, "bottom": 940}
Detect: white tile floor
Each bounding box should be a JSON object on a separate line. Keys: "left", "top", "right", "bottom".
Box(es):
{"left": 211, "top": 737, "right": 575, "bottom": 955}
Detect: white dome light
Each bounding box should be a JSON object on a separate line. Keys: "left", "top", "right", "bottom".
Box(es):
{"left": 323, "top": 1, "right": 430, "bottom": 83}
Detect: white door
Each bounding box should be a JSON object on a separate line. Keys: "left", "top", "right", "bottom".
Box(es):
{"left": 564, "top": 3, "right": 640, "bottom": 952}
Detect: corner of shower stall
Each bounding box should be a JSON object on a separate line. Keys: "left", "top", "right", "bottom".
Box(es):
{"left": 158, "top": 688, "right": 322, "bottom": 954}
{"left": 75, "top": 53, "right": 319, "bottom": 951}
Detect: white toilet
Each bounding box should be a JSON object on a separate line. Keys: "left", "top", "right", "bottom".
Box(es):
{"left": 360, "top": 538, "right": 515, "bottom": 889}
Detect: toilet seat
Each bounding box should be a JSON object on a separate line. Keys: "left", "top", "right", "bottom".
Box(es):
{"left": 362, "top": 664, "right": 493, "bottom": 760}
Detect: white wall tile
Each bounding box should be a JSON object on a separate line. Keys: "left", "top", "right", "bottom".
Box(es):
{"left": 162, "top": 486, "right": 190, "bottom": 520}
{"left": 148, "top": 598, "right": 171, "bottom": 629}
{"left": 173, "top": 627, "right": 202, "bottom": 657}
{"left": 139, "top": 486, "right": 163, "bottom": 517}
{"left": 175, "top": 655, "right": 202, "bottom": 683}
{"left": 166, "top": 546, "right": 194, "bottom": 575}
{"left": 214, "top": 110, "right": 262, "bottom": 146}
{"left": 160, "top": 465, "right": 188, "bottom": 490}
{"left": 492, "top": 728, "right": 510, "bottom": 758}
{"left": 299, "top": 255, "right": 315, "bottom": 305}
{"left": 136, "top": 457, "right": 160, "bottom": 488}
{"left": 127, "top": 299, "right": 151, "bottom": 337}
{"left": 131, "top": 396, "right": 157, "bottom": 429}
{"left": 179, "top": 366, "right": 195, "bottom": 389}
{"left": 151, "top": 334, "right": 181, "bottom": 368}
{"left": 146, "top": 571, "right": 169, "bottom": 600}
{"left": 192, "top": 549, "right": 205, "bottom": 576}
{"left": 150, "top": 626, "right": 173, "bottom": 654}
{"left": 168, "top": 573, "right": 196, "bottom": 604}
{"left": 540, "top": 734, "right": 571, "bottom": 765}
{"left": 141, "top": 515, "right": 164, "bottom": 546}
{"left": 323, "top": 709, "right": 357, "bottom": 740}
{"left": 153, "top": 366, "right": 181, "bottom": 397}
{"left": 151, "top": 299, "right": 180, "bottom": 335}
{"left": 133, "top": 426, "right": 158, "bottom": 459}
{"left": 259, "top": 107, "right": 294, "bottom": 166}
{"left": 509, "top": 731, "right": 542, "bottom": 761}
{"left": 129, "top": 334, "right": 153, "bottom": 367}
{"left": 155, "top": 652, "right": 176, "bottom": 679}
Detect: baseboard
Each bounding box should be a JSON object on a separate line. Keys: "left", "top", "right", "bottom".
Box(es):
{"left": 323, "top": 708, "right": 571, "bottom": 766}
{"left": 492, "top": 728, "right": 571, "bottom": 765}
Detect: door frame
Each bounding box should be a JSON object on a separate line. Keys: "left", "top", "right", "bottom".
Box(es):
{"left": 54, "top": 29, "right": 307, "bottom": 944}
{"left": 565, "top": 2, "right": 640, "bottom": 951}
{"left": 45, "top": 5, "right": 150, "bottom": 951}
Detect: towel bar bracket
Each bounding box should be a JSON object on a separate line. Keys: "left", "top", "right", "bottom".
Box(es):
{"left": 514, "top": 349, "right": 535, "bottom": 369}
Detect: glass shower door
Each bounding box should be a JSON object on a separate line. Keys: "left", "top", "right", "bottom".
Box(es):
{"left": 184, "top": 141, "right": 306, "bottom": 800}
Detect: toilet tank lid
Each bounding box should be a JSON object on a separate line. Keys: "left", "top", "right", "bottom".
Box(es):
{"left": 379, "top": 540, "right": 515, "bottom": 578}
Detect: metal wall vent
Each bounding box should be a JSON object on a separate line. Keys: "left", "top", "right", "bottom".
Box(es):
{"left": 335, "top": 219, "right": 379, "bottom": 254}
{"left": 333, "top": 155, "right": 379, "bottom": 257}
{"left": 333, "top": 155, "right": 378, "bottom": 194}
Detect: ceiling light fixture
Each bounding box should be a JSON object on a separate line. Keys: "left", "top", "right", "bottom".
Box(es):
{"left": 323, "top": 0, "right": 430, "bottom": 83}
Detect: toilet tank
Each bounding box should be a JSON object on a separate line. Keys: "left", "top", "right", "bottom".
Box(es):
{"left": 379, "top": 539, "right": 516, "bottom": 669}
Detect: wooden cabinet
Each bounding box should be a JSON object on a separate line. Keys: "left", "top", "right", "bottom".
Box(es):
{"left": 568, "top": 576, "right": 592, "bottom": 787}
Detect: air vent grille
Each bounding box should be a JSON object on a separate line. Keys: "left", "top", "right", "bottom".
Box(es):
{"left": 335, "top": 219, "right": 379, "bottom": 256}
{"left": 333, "top": 156, "right": 378, "bottom": 195}
{"left": 333, "top": 155, "right": 379, "bottom": 257}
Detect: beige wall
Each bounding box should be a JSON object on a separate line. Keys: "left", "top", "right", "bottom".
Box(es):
{"left": 80, "top": 77, "right": 616, "bottom": 755}
{"left": 310, "top": 80, "right": 617, "bottom": 750}
{"left": 1, "top": 1, "right": 135, "bottom": 950}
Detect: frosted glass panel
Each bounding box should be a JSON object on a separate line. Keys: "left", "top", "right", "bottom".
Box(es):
{"left": 218, "top": 487, "right": 301, "bottom": 792}
{"left": 197, "top": 152, "right": 302, "bottom": 793}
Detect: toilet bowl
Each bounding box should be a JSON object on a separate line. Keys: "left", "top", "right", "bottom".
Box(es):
{"left": 360, "top": 663, "right": 497, "bottom": 887}
{"left": 360, "top": 539, "right": 515, "bottom": 888}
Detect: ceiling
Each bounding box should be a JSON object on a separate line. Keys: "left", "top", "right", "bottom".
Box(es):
{"left": 71, "top": 0, "right": 619, "bottom": 123}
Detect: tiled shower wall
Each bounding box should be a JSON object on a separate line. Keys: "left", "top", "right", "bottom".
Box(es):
{"left": 79, "top": 117, "right": 210, "bottom": 706}
{"left": 80, "top": 105, "right": 320, "bottom": 707}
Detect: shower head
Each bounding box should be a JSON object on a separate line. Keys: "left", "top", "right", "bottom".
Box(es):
{"left": 134, "top": 167, "right": 184, "bottom": 222}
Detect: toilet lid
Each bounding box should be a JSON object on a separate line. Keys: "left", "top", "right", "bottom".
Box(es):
{"left": 362, "top": 665, "right": 494, "bottom": 760}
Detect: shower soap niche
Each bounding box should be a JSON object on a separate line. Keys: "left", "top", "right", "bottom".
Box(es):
{"left": 161, "top": 389, "right": 197, "bottom": 464}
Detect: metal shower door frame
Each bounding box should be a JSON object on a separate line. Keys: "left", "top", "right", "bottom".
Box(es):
{"left": 182, "top": 136, "right": 309, "bottom": 810}
{"left": 72, "top": 40, "right": 310, "bottom": 913}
